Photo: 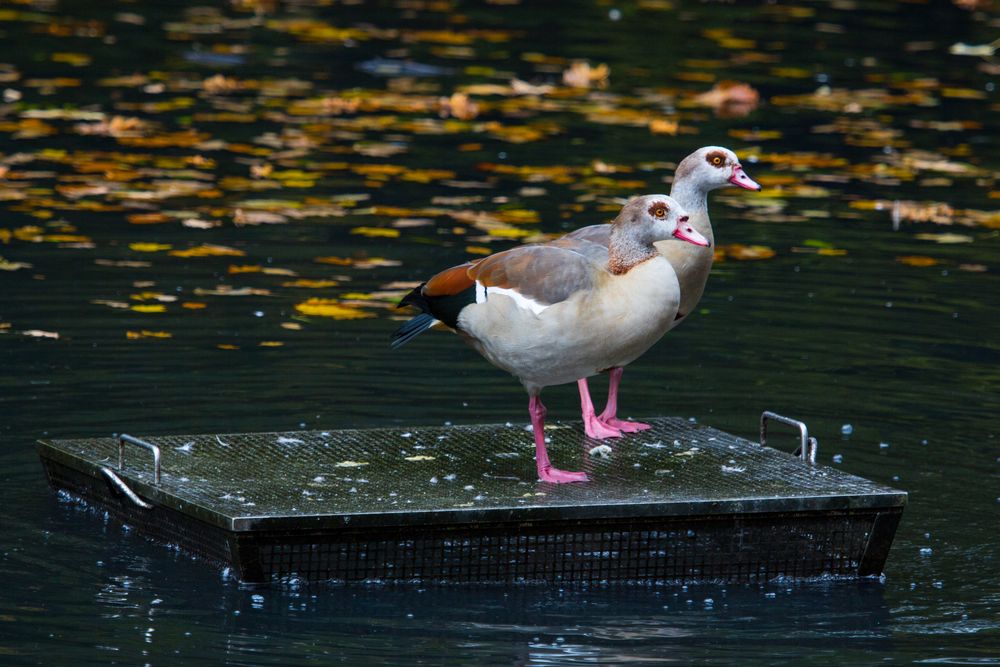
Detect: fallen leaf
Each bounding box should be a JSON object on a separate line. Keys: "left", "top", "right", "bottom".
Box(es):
{"left": 914, "top": 232, "right": 974, "bottom": 244}
{"left": 294, "top": 299, "right": 375, "bottom": 319}
{"left": 22, "top": 329, "right": 60, "bottom": 339}
{"left": 715, "top": 244, "right": 776, "bottom": 261}
{"left": 129, "top": 242, "right": 172, "bottom": 252}
{"left": 692, "top": 81, "right": 760, "bottom": 118}
{"left": 562, "top": 60, "right": 609, "bottom": 89}
{"left": 350, "top": 226, "right": 401, "bottom": 238}
{"left": 126, "top": 330, "right": 173, "bottom": 339}
{"left": 896, "top": 255, "right": 940, "bottom": 267}
{"left": 169, "top": 244, "right": 246, "bottom": 258}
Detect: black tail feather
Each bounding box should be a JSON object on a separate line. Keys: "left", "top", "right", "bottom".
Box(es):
{"left": 390, "top": 312, "right": 436, "bottom": 349}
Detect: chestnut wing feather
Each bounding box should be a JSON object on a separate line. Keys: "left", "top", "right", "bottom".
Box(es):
{"left": 469, "top": 244, "right": 598, "bottom": 307}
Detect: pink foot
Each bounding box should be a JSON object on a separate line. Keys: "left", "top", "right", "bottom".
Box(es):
{"left": 583, "top": 413, "right": 622, "bottom": 440}
{"left": 538, "top": 466, "right": 589, "bottom": 484}
{"left": 578, "top": 378, "right": 622, "bottom": 440}
{"left": 600, "top": 417, "right": 651, "bottom": 434}
{"left": 530, "top": 394, "right": 588, "bottom": 484}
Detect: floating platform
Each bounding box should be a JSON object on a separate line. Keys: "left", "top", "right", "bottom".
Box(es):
{"left": 38, "top": 414, "right": 906, "bottom": 585}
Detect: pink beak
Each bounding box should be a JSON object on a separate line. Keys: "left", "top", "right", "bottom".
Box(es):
{"left": 729, "top": 164, "right": 762, "bottom": 191}
{"left": 673, "top": 216, "right": 711, "bottom": 247}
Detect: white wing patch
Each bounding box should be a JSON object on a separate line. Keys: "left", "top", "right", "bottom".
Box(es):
{"left": 475, "top": 281, "right": 549, "bottom": 315}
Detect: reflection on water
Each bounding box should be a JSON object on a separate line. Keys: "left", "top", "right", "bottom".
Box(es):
{"left": 1, "top": 0, "right": 998, "bottom": 664}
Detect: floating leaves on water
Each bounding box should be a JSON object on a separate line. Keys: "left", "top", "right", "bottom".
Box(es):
{"left": 169, "top": 244, "right": 246, "bottom": 258}
{"left": 0, "top": 256, "right": 32, "bottom": 270}
{"left": 127, "top": 330, "right": 172, "bottom": 339}
{"left": 294, "top": 299, "right": 375, "bottom": 319}
{"left": 129, "top": 242, "right": 172, "bottom": 252}
{"left": 315, "top": 256, "right": 401, "bottom": 269}
{"left": 715, "top": 244, "right": 776, "bottom": 261}
{"left": 22, "top": 329, "right": 60, "bottom": 339}
{"left": 405, "top": 455, "right": 436, "bottom": 462}
{"left": 897, "top": 255, "right": 941, "bottom": 267}
{"left": 438, "top": 92, "right": 480, "bottom": 120}
{"left": 915, "top": 233, "right": 974, "bottom": 244}
{"left": 350, "top": 226, "right": 400, "bottom": 238}
{"left": 562, "top": 61, "right": 610, "bottom": 89}
{"left": 691, "top": 81, "right": 760, "bottom": 118}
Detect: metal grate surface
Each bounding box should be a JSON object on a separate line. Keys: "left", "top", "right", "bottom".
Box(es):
{"left": 38, "top": 418, "right": 906, "bottom": 584}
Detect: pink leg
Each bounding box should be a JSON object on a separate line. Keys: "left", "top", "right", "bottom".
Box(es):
{"left": 578, "top": 378, "right": 623, "bottom": 439}
{"left": 598, "top": 367, "right": 651, "bottom": 433}
{"left": 529, "top": 395, "right": 588, "bottom": 483}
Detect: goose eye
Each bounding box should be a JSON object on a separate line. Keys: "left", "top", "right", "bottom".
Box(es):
{"left": 653, "top": 206, "right": 666, "bottom": 218}
{"left": 711, "top": 156, "right": 723, "bottom": 166}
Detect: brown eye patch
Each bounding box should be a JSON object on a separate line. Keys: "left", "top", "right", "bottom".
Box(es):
{"left": 648, "top": 202, "right": 669, "bottom": 218}
{"left": 706, "top": 150, "right": 726, "bottom": 168}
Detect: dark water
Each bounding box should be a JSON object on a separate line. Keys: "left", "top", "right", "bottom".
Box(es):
{"left": 1, "top": 0, "right": 998, "bottom": 664}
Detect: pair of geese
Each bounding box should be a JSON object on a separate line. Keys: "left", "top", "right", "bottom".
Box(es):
{"left": 391, "top": 146, "right": 761, "bottom": 483}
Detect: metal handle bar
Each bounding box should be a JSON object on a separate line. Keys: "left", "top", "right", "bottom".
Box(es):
{"left": 760, "top": 411, "right": 818, "bottom": 464}
{"left": 118, "top": 434, "right": 161, "bottom": 485}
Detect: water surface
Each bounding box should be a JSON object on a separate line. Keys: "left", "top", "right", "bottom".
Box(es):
{"left": 1, "top": 0, "right": 998, "bottom": 664}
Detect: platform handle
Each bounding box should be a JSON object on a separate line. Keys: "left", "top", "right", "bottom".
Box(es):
{"left": 100, "top": 467, "right": 154, "bottom": 509}
{"left": 760, "top": 411, "right": 818, "bottom": 464}
{"left": 118, "top": 434, "right": 161, "bottom": 485}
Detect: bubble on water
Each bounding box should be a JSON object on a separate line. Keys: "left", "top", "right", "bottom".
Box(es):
{"left": 933, "top": 581, "right": 944, "bottom": 589}
{"left": 608, "top": 8, "right": 622, "bottom": 20}
{"left": 832, "top": 454, "right": 843, "bottom": 463}
{"left": 879, "top": 442, "right": 890, "bottom": 449}
{"left": 919, "top": 547, "right": 932, "bottom": 557}
{"left": 765, "top": 592, "right": 776, "bottom": 599}
{"left": 841, "top": 424, "right": 853, "bottom": 436}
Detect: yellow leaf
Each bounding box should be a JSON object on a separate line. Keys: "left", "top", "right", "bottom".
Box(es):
{"left": 131, "top": 304, "right": 167, "bottom": 313}
{"left": 350, "top": 226, "right": 400, "bottom": 238}
{"left": 716, "top": 244, "right": 776, "bottom": 261}
{"left": 51, "top": 52, "right": 92, "bottom": 67}
{"left": 129, "top": 242, "right": 172, "bottom": 252}
{"left": 816, "top": 248, "right": 848, "bottom": 256}
{"left": 169, "top": 244, "right": 246, "bottom": 258}
{"left": 228, "top": 264, "right": 262, "bottom": 274}
{"left": 465, "top": 245, "right": 492, "bottom": 255}
{"left": 259, "top": 341, "right": 284, "bottom": 347}
{"left": 282, "top": 279, "right": 339, "bottom": 288}
{"left": 294, "top": 299, "right": 375, "bottom": 319}
{"left": 217, "top": 344, "right": 240, "bottom": 350}
{"left": 404, "top": 455, "right": 436, "bottom": 462}
{"left": 182, "top": 302, "right": 207, "bottom": 309}
{"left": 43, "top": 234, "right": 91, "bottom": 243}
{"left": 896, "top": 255, "right": 940, "bottom": 267}
{"left": 487, "top": 227, "right": 533, "bottom": 238}
{"left": 126, "top": 330, "right": 173, "bottom": 339}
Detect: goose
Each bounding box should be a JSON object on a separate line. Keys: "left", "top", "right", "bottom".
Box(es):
{"left": 391, "top": 195, "right": 709, "bottom": 483}
{"left": 564, "top": 146, "right": 761, "bottom": 438}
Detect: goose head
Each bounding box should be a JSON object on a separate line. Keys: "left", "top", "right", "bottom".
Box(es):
{"left": 675, "top": 146, "right": 761, "bottom": 193}
{"left": 615, "top": 195, "right": 711, "bottom": 248}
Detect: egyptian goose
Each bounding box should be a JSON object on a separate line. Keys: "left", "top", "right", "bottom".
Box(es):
{"left": 565, "top": 147, "right": 761, "bottom": 439}
{"left": 391, "top": 195, "right": 710, "bottom": 483}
